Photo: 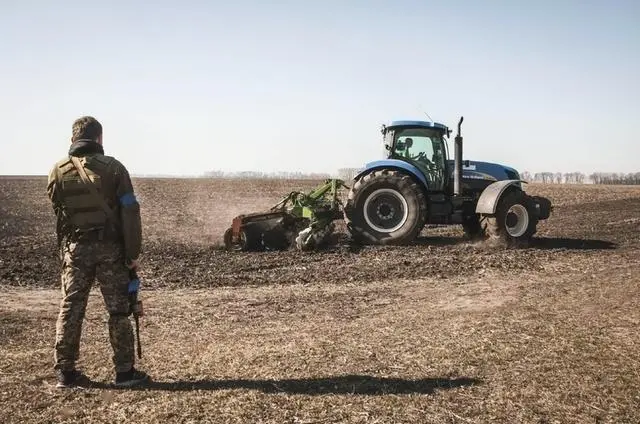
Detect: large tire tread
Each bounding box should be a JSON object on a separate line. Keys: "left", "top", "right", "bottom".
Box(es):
{"left": 482, "top": 189, "right": 538, "bottom": 248}
{"left": 344, "top": 169, "right": 427, "bottom": 245}
{"left": 462, "top": 214, "right": 485, "bottom": 240}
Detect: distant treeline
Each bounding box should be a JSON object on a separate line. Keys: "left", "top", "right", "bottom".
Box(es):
{"left": 201, "top": 169, "right": 640, "bottom": 185}
{"left": 201, "top": 168, "right": 368, "bottom": 180}
{"left": 522, "top": 171, "right": 640, "bottom": 185}
{"left": 201, "top": 170, "right": 334, "bottom": 180}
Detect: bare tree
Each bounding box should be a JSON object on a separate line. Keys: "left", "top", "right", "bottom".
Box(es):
{"left": 201, "top": 170, "right": 332, "bottom": 180}
{"left": 554, "top": 173, "right": 563, "bottom": 184}
{"left": 561, "top": 172, "right": 586, "bottom": 184}
{"left": 542, "top": 172, "right": 554, "bottom": 183}
{"left": 589, "top": 172, "right": 640, "bottom": 185}
{"left": 338, "top": 168, "right": 363, "bottom": 181}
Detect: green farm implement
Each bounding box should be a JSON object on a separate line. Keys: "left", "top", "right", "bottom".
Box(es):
{"left": 223, "top": 179, "right": 349, "bottom": 251}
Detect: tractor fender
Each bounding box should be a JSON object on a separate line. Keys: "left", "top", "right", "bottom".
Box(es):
{"left": 475, "top": 180, "right": 524, "bottom": 214}
{"left": 353, "top": 159, "right": 429, "bottom": 189}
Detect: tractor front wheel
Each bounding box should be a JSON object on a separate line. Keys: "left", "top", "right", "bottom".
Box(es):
{"left": 482, "top": 190, "right": 538, "bottom": 247}
{"left": 344, "top": 169, "right": 426, "bottom": 245}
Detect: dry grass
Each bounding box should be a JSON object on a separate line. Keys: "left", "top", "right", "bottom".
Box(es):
{"left": 1, "top": 178, "right": 640, "bottom": 423}
{"left": 2, "top": 266, "right": 639, "bottom": 423}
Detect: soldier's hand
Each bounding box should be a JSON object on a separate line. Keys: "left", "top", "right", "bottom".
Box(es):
{"left": 126, "top": 259, "right": 139, "bottom": 271}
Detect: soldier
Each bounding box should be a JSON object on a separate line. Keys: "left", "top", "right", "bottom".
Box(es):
{"left": 47, "top": 116, "right": 150, "bottom": 388}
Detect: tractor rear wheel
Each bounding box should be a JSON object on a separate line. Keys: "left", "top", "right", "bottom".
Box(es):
{"left": 344, "top": 169, "right": 426, "bottom": 245}
{"left": 482, "top": 189, "right": 538, "bottom": 247}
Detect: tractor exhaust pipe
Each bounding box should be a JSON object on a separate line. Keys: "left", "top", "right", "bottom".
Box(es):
{"left": 454, "top": 116, "right": 464, "bottom": 196}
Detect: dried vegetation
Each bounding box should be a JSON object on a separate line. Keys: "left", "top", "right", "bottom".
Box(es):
{"left": 1, "top": 177, "right": 639, "bottom": 423}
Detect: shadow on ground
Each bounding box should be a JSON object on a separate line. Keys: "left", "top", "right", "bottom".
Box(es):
{"left": 90, "top": 375, "right": 482, "bottom": 395}
{"left": 345, "top": 236, "right": 617, "bottom": 252}
{"left": 529, "top": 237, "right": 617, "bottom": 250}
{"left": 343, "top": 236, "right": 463, "bottom": 253}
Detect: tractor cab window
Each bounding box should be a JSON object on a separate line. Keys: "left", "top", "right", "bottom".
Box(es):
{"left": 392, "top": 128, "right": 446, "bottom": 190}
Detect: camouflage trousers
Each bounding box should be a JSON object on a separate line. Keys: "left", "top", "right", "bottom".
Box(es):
{"left": 54, "top": 239, "right": 135, "bottom": 373}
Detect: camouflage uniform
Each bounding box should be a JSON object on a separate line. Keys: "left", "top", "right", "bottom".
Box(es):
{"left": 47, "top": 132, "right": 143, "bottom": 378}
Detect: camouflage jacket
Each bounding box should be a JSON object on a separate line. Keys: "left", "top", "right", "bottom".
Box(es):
{"left": 47, "top": 140, "right": 142, "bottom": 262}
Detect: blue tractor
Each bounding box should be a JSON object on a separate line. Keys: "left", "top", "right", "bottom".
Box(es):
{"left": 223, "top": 116, "right": 553, "bottom": 251}
{"left": 343, "top": 117, "right": 553, "bottom": 247}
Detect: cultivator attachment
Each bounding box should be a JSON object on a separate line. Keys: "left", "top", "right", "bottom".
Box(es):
{"left": 223, "top": 179, "right": 349, "bottom": 252}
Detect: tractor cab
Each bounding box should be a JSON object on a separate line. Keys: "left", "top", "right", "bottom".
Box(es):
{"left": 382, "top": 121, "right": 450, "bottom": 192}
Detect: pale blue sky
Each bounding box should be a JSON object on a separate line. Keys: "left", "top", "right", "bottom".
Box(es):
{"left": 1, "top": 0, "right": 638, "bottom": 176}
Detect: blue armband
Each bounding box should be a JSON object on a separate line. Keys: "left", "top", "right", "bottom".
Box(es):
{"left": 119, "top": 192, "right": 137, "bottom": 207}
{"left": 128, "top": 277, "right": 140, "bottom": 294}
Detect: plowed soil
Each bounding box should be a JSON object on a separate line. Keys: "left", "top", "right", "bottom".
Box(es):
{"left": 1, "top": 177, "right": 639, "bottom": 423}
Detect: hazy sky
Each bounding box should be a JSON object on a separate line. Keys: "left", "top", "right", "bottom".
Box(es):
{"left": 1, "top": 0, "right": 638, "bottom": 176}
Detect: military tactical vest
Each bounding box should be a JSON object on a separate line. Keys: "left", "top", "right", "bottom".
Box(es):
{"left": 54, "top": 154, "right": 116, "bottom": 235}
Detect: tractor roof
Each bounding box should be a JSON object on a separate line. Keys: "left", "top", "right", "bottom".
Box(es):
{"left": 387, "top": 120, "right": 449, "bottom": 132}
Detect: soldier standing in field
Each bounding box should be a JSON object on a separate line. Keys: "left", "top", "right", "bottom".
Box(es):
{"left": 47, "top": 116, "right": 150, "bottom": 388}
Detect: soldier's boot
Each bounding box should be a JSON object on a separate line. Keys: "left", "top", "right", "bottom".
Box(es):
{"left": 114, "top": 367, "right": 150, "bottom": 387}
{"left": 56, "top": 369, "right": 91, "bottom": 389}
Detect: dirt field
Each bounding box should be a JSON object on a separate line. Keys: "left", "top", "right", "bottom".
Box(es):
{"left": 1, "top": 177, "right": 639, "bottom": 423}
